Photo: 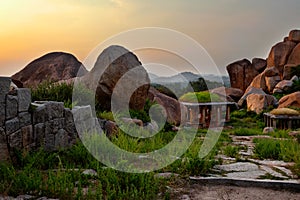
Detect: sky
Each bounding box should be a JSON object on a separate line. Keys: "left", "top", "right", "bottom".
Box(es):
{"left": 1, "top": 0, "right": 300, "bottom": 76}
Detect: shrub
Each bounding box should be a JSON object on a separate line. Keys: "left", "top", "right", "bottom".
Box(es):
{"left": 31, "top": 81, "right": 73, "bottom": 108}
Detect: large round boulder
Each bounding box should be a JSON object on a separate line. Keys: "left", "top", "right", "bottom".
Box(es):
{"left": 266, "top": 41, "right": 296, "bottom": 76}
{"left": 278, "top": 91, "right": 300, "bottom": 109}
{"left": 148, "top": 87, "right": 185, "bottom": 126}
{"left": 287, "top": 43, "right": 300, "bottom": 66}
{"left": 226, "top": 59, "right": 259, "bottom": 91}
{"left": 288, "top": 30, "right": 300, "bottom": 43}
{"left": 273, "top": 80, "right": 294, "bottom": 93}
{"left": 82, "top": 45, "right": 150, "bottom": 111}
{"left": 283, "top": 64, "right": 300, "bottom": 80}
{"left": 246, "top": 93, "right": 278, "bottom": 114}
{"left": 12, "top": 52, "right": 87, "bottom": 88}
{"left": 252, "top": 58, "right": 267, "bottom": 73}
{"left": 250, "top": 67, "right": 281, "bottom": 94}
{"left": 238, "top": 86, "right": 266, "bottom": 107}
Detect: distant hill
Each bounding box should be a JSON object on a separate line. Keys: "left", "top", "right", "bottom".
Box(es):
{"left": 149, "top": 71, "right": 230, "bottom": 87}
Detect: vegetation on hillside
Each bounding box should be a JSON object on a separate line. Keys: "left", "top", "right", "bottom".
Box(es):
{"left": 179, "top": 91, "right": 222, "bottom": 103}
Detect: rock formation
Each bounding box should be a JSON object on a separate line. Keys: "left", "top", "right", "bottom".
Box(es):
{"left": 12, "top": 52, "right": 88, "bottom": 88}
{"left": 211, "top": 87, "right": 243, "bottom": 103}
{"left": 148, "top": 87, "right": 184, "bottom": 126}
{"left": 81, "top": 45, "right": 150, "bottom": 111}
{"left": 266, "top": 41, "right": 296, "bottom": 76}
{"left": 246, "top": 93, "right": 278, "bottom": 114}
{"left": 226, "top": 59, "right": 261, "bottom": 91}
{"left": 278, "top": 91, "right": 300, "bottom": 109}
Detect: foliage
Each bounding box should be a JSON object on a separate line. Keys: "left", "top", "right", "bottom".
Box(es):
{"left": 232, "top": 128, "right": 262, "bottom": 136}
{"left": 179, "top": 91, "right": 222, "bottom": 103}
{"left": 228, "top": 109, "right": 265, "bottom": 129}
{"left": 97, "top": 111, "right": 115, "bottom": 121}
{"left": 0, "top": 143, "right": 161, "bottom": 199}
{"left": 31, "top": 81, "right": 96, "bottom": 109}
{"left": 223, "top": 145, "right": 240, "bottom": 158}
{"left": 31, "top": 81, "right": 73, "bottom": 108}
{"left": 253, "top": 138, "right": 300, "bottom": 162}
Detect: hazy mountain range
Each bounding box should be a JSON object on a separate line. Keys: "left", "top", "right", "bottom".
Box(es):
{"left": 149, "top": 72, "right": 230, "bottom": 87}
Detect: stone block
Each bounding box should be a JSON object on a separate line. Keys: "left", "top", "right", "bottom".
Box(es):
{"left": 0, "top": 77, "right": 11, "bottom": 103}
{"left": 64, "top": 108, "right": 77, "bottom": 137}
{"left": 19, "top": 112, "right": 32, "bottom": 127}
{"left": 45, "top": 133, "right": 55, "bottom": 152}
{"left": 47, "top": 101, "right": 64, "bottom": 119}
{"left": 5, "top": 117, "right": 20, "bottom": 135}
{"left": 0, "top": 102, "right": 5, "bottom": 127}
{"left": 55, "top": 129, "right": 68, "bottom": 149}
{"left": 32, "top": 101, "right": 64, "bottom": 124}
{"left": 32, "top": 102, "right": 47, "bottom": 124}
{"left": 34, "top": 123, "right": 45, "bottom": 146}
{"left": 17, "top": 88, "right": 31, "bottom": 112}
{"left": 45, "top": 118, "right": 64, "bottom": 135}
{"left": 0, "top": 127, "right": 10, "bottom": 161}
{"left": 21, "top": 125, "right": 33, "bottom": 148}
{"left": 6, "top": 95, "right": 18, "bottom": 120}
{"left": 9, "top": 130, "right": 22, "bottom": 149}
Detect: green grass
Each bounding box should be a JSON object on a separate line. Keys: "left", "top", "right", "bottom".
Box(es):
{"left": 253, "top": 138, "right": 300, "bottom": 162}
{"left": 179, "top": 91, "right": 222, "bottom": 103}
{"left": 0, "top": 127, "right": 230, "bottom": 199}
{"left": 223, "top": 145, "right": 240, "bottom": 158}
{"left": 0, "top": 143, "right": 162, "bottom": 199}
{"left": 97, "top": 111, "right": 115, "bottom": 121}
{"left": 231, "top": 128, "right": 262, "bottom": 136}
{"left": 253, "top": 138, "right": 300, "bottom": 177}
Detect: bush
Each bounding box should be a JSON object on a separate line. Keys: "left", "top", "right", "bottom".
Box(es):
{"left": 31, "top": 81, "right": 73, "bottom": 108}
{"left": 179, "top": 91, "right": 222, "bottom": 103}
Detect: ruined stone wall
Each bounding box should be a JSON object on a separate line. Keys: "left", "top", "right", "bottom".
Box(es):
{"left": 0, "top": 77, "right": 78, "bottom": 161}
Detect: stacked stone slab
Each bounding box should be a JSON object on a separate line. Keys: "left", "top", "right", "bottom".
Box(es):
{"left": 0, "top": 77, "right": 79, "bottom": 162}
{"left": 31, "top": 101, "right": 78, "bottom": 151}
{"left": 0, "top": 77, "right": 11, "bottom": 161}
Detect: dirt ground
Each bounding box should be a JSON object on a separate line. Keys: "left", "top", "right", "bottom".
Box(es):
{"left": 171, "top": 183, "right": 300, "bottom": 200}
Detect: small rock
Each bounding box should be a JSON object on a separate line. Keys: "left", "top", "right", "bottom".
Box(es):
{"left": 16, "top": 194, "right": 36, "bottom": 199}
{"left": 154, "top": 172, "right": 179, "bottom": 179}
{"left": 82, "top": 169, "right": 98, "bottom": 176}
{"left": 226, "top": 170, "right": 266, "bottom": 179}
{"left": 214, "top": 162, "right": 259, "bottom": 172}
{"left": 260, "top": 165, "right": 288, "bottom": 179}
{"left": 180, "top": 194, "right": 191, "bottom": 200}
{"left": 263, "top": 127, "right": 275, "bottom": 134}
{"left": 291, "top": 75, "right": 299, "bottom": 82}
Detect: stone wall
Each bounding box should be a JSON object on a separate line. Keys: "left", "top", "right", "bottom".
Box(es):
{"left": 0, "top": 77, "right": 78, "bottom": 162}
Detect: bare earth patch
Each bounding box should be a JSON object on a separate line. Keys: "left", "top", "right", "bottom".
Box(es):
{"left": 171, "top": 183, "right": 300, "bottom": 200}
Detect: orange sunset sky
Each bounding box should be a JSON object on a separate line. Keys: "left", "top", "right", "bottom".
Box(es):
{"left": 1, "top": 0, "right": 300, "bottom": 76}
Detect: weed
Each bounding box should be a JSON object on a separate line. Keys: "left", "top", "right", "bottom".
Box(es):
{"left": 223, "top": 145, "right": 240, "bottom": 158}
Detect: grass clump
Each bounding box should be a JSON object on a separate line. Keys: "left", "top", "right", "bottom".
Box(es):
{"left": 270, "top": 108, "right": 300, "bottom": 116}
{"left": 253, "top": 138, "right": 300, "bottom": 162}
{"left": 223, "top": 145, "right": 240, "bottom": 158}
{"left": 179, "top": 91, "right": 222, "bottom": 103}
{"left": 31, "top": 81, "right": 73, "bottom": 108}
{"left": 232, "top": 127, "right": 261, "bottom": 136}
